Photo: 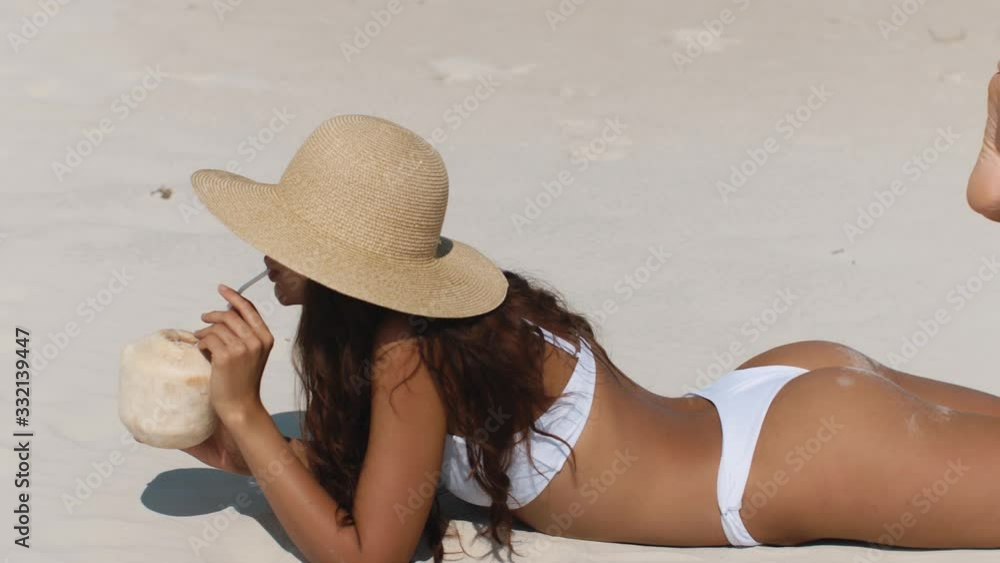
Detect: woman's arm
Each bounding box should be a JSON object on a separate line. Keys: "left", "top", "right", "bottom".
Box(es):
{"left": 181, "top": 421, "right": 251, "bottom": 475}
{"left": 195, "top": 286, "right": 447, "bottom": 563}
{"left": 197, "top": 285, "right": 447, "bottom": 563}
{"left": 182, "top": 421, "right": 311, "bottom": 476}
{"left": 222, "top": 339, "right": 446, "bottom": 563}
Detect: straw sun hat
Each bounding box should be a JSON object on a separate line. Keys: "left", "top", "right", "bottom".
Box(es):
{"left": 191, "top": 114, "right": 509, "bottom": 318}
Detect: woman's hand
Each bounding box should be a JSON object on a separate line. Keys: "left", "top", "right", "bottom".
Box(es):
{"left": 181, "top": 420, "right": 252, "bottom": 475}
{"left": 194, "top": 284, "right": 274, "bottom": 424}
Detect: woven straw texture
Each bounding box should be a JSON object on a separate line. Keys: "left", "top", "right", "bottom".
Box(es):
{"left": 191, "top": 115, "right": 508, "bottom": 318}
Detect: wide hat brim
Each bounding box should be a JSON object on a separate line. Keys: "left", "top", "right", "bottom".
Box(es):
{"left": 191, "top": 169, "right": 509, "bottom": 318}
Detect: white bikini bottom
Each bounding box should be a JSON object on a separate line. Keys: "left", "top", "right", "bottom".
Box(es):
{"left": 685, "top": 364, "right": 810, "bottom": 546}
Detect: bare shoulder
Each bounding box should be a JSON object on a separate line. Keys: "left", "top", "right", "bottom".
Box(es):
{"left": 368, "top": 312, "right": 447, "bottom": 434}
{"left": 370, "top": 312, "right": 432, "bottom": 393}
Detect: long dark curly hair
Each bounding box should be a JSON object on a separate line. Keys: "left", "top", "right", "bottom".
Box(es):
{"left": 292, "top": 269, "right": 618, "bottom": 561}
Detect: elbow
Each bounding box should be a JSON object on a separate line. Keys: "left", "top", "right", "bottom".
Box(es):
{"left": 312, "top": 550, "right": 407, "bottom": 563}
{"left": 352, "top": 543, "right": 412, "bottom": 563}
{"left": 969, "top": 199, "right": 1000, "bottom": 223}
{"left": 967, "top": 180, "right": 1000, "bottom": 222}
{"left": 303, "top": 534, "right": 410, "bottom": 563}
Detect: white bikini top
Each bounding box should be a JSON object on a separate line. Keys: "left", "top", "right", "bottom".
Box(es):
{"left": 439, "top": 322, "right": 597, "bottom": 508}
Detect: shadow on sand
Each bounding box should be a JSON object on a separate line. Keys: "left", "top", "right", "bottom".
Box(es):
{"left": 142, "top": 410, "right": 524, "bottom": 562}
{"left": 142, "top": 411, "right": 310, "bottom": 561}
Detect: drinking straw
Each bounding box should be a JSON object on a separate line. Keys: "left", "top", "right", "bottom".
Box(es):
{"left": 237, "top": 269, "right": 269, "bottom": 295}
{"left": 225, "top": 269, "right": 269, "bottom": 310}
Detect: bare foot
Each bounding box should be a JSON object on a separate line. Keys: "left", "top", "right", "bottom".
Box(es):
{"left": 967, "top": 62, "right": 1000, "bottom": 221}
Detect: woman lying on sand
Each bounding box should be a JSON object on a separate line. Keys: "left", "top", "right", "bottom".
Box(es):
{"left": 183, "top": 68, "right": 1000, "bottom": 563}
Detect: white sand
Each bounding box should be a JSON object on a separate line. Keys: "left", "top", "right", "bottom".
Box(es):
{"left": 3, "top": 0, "right": 1000, "bottom": 561}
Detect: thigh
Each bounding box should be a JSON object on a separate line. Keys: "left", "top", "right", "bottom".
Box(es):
{"left": 873, "top": 364, "right": 1000, "bottom": 418}
{"left": 741, "top": 340, "right": 1000, "bottom": 417}
{"left": 741, "top": 366, "right": 1000, "bottom": 548}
